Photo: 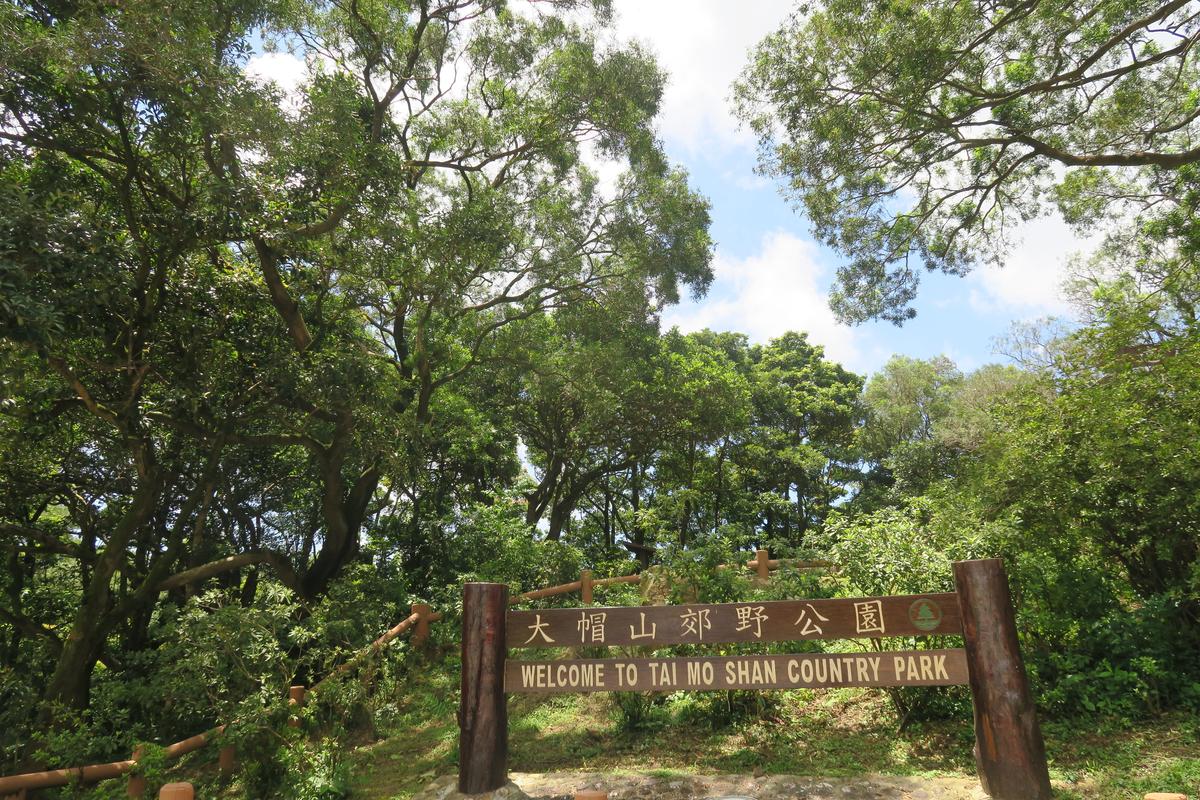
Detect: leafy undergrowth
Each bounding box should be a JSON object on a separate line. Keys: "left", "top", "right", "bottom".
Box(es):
{"left": 343, "top": 666, "right": 1200, "bottom": 800}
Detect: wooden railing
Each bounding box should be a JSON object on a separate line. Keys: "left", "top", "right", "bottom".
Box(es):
{"left": 0, "top": 550, "right": 824, "bottom": 797}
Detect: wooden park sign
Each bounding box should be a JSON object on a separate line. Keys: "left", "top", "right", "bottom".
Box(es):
{"left": 458, "top": 559, "right": 1052, "bottom": 800}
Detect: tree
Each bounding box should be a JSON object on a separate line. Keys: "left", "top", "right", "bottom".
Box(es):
{"left": 738, "top": 332, "right": 862, "bottom": 545}
{"left": 735, "top": 1, "right": 1200, "bottom": 323}
{"left": 0, "top": 0, "right": 712, "bottom": 718}
{"left": 976, "top": 310, "right": 1200, "bottom": 620}
{"left": 857, "top": 355, "right": 962, "bottom": 503}
{"left": 513, "top": 309, "right": 751, "bottom": 556}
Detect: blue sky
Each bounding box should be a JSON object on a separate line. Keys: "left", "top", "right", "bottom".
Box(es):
{"left": 606, "top": 1, "right": 1086, "bottom": 377}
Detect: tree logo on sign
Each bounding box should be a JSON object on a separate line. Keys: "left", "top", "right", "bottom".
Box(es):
{"left": 908, "top": 599, "right": 943, "bottom": 632}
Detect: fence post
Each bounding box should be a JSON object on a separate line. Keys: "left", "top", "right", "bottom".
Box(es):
{"left": 458, "top": 582, "right": 508, "bottom": 794}
{"left": 580, "top": 569, "right": 594, "bottom": 606}
{"left": 127, "top": 745, "right": 145, "bottom": 798}
{"left": 754, "top": 549, "right": 770, "bottom": 583}
{"left": 953, "top": 558, "right": 1052, "bottom": 800}
{"left": 218, "top": 744, "right": 236, "bottom": 778}
{"left": 158, "top": 783, "right": 193, "bottom": 800}
{"left": 412, "top": 603, "right": 432, "bottom": 647}
{"left": 288, "top": 684, "right": 306, "bottom": 728}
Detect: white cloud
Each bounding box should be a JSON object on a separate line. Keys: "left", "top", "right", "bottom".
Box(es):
{"left": 662, "top": 230, "right": 866, "bottom": 369}
{"left": 968, "top": 214, "right": 1095, "bottom": 316}
{"left": 245, "top": 51, "right": 308, "bottom": 113}
{"left": 610, "top": 1, "right": 792, "bottom": 155}
{"left": 579, "top": 139, "right": 626, "bottom": 200}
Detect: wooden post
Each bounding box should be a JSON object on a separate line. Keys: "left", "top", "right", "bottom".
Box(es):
{"left": 218, "top": 744, "right": 236, "bottom": 777}
{"left": 580, "top": 569, "right": 594, "bottom": 606}
{"left": 412, "top": 603, "right": 432, "bottom": 646}
{"left": 158, "top": 783, "right": 193, "bottom": 800}
{"left": 288, "top": 684, "right": 306, "bottom": 728}
{"left": 127, "top": 745, "right": 145, "bottom": 798}
{"left": 575, "top": 792, "right": 608, "bottom": 800}
{"left": 754, "top": 549, "right": 770, "bottom": 584}
{"left": 953, "top": 558, "right": 1052, "bottom": 800}
{"left": 458, "top": 582, "right": 508, "bottom": 795}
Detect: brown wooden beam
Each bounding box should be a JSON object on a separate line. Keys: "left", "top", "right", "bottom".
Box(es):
{"left": 953, "top": 558, "right": 1051, "bottom": 800}
{"left": 458, "top": 582, "right": 508, "bottom": 794}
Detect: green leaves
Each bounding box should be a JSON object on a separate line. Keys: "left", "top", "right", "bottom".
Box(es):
{"left": 735, "top": 0, "right": 1200, "bottom": 323}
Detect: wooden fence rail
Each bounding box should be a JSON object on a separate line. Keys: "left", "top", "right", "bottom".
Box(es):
{"left": 0, "top": 550, "right": 820, "bottom": 796}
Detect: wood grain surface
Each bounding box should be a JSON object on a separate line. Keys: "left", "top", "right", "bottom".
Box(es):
{"left": 505, "top": 648, "right": 968, "bottom": 694}
{"left": 507, "top": 593, "right": 960, "bottom": 649}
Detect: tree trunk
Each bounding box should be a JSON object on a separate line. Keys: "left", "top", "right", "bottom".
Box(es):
{"left": 629, "top": 462, "right": 650, "bottom": 569}
{"left": 302, "top": 460, "right": 379, "bottom": 598}
{"left": 41, "top": 473, "right": 161, "bottom": 712}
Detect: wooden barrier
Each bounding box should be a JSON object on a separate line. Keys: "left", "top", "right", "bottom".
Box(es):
{"left": 580, "top": 570, "right": 594, "bottom": 606}
{"left": 158, "top": 783, "right": 193, "bottom": 800}
{"left": 954, "top": 559, "right": 1052, "bottom": 799}
{"left": 412, "top": 603, "right": 433, "bottom": 646}
{"left": 218, "top": 745, "right": 236, "bottom": 777}
{"left": 462, "top": 557, "right": 1051, "bottom": 800}
{"left": 0, "top": 552, "right": 822, "bottom": 795}
{"left": 287, "top": 684, "right": 306, "bottom": 728}
{"left": 127, "top": 744, "right": 146, "bottom": 798}
{"left": 458, "top": 583, "right": 508, "bottom": 794}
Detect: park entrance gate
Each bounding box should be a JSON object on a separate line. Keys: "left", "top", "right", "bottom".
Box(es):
{"left": 457, "top": 558, "right": 1052, "bottom": 800}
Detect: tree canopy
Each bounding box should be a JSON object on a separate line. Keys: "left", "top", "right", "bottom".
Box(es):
{"left": 736, "top": 0, "right": 1200, "bottom": 323}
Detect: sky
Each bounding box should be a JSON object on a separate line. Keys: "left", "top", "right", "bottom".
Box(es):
{"left": 606, "top": 0, "right": 1087, "bottom": 377}
{"left": 246, "top": 1, "right": 1091, "bottom": 379}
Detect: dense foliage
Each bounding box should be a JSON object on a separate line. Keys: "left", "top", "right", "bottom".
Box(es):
{"left": 736, "top": 0, "right": 1200, "bottom": 323}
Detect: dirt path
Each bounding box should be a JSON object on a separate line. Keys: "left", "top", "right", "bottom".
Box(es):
{"left": 508, "top": 772, "right": 988, "bottom": 800}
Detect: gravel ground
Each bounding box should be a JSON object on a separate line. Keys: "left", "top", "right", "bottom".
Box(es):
{"left": 412, "top": 773, "right": 991, "bottom": 800}
{"left": 511, "top": 772, "right": 988, "bottom": 800}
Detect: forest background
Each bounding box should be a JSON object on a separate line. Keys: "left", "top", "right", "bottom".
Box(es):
{"left": 1, "top": 0, "right": 1198, "bottom": 797}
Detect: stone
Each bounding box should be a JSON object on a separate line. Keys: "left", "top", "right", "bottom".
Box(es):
{"left": 412, "top": 775, "right": 532, "bottom": 800}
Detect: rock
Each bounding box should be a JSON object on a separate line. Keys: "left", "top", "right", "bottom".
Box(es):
{"left": 412, "top": 775, "right": 533, "bottom": 800}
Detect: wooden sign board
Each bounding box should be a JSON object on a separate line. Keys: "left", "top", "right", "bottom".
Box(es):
{"left": 505, "top": 648, "right": 969, "bottom": 694}
{"left": 507, "top": 593, "right": 959, "bottom": 649}
{"left": 463, "top": 561, "right": 1054, "bottom": 800}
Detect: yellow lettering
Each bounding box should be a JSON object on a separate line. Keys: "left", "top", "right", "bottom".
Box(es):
{"left": 934, "top": 655, "right": 948, "bottom": 681}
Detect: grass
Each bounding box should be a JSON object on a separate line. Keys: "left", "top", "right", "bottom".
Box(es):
{"left": 344, "top": 660, "right": 1200, "bottom": 800}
